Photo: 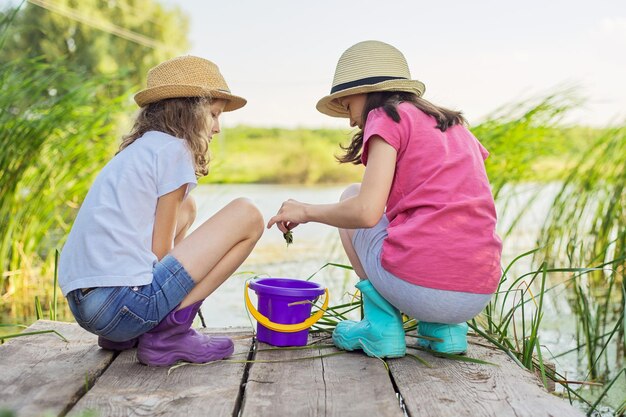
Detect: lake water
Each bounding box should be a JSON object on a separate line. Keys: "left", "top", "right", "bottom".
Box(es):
{"left": 192, "top": 184, "right": 354, "bottom": 328}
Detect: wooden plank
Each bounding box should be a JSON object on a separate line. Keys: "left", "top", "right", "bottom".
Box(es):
{"left": 0, "top": 320, "right": 114, "bottom": 417}
{"left": 240, "top": 339, "right": 404, "bottom": 417}
{"left": 388, "top": 334, "right": 585, "bottom": 417}
{"left": 68, "top": 328, "right": 253, "bottom": 417}
{"left": 1, "top": 321, "right": 588, "bottom": 417}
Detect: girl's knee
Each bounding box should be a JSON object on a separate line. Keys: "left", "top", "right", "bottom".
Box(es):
{"left": 229, "top": 198, "right": 264, "bottom": 238}
{"left": 340, "top": 183, "right": 361, "bottom": 201}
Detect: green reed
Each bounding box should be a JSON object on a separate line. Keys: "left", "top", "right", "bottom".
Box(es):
{"left": 0, "top": 251, "right": 65, "bottom": 342}
{"left": 472, "top": 86, "right": 583, "bottom": 200}
{"left": 538, "top": 125, "right": 625, "bottom": 386}
{"left": 0, "top": 51, "right": 126, "bottom": 319}
{"left": 492, "top": 118, "right": 626, "bottom": 413}
{"left": 540, "top": 125, "right": 625, "bottom": 267}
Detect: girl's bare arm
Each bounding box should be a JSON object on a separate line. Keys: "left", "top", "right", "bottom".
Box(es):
{"left": 268, "top": 136, "right": 396, "bottom": 232}
{"left": 152, "top": 185, "right": 186, "bottom": 260}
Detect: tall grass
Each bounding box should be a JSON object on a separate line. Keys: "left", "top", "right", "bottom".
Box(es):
{"left": 538, "top": 127, "right": 625, "bottom": 415}
{"left": 0, "top": 54, "right": 125, "bottom": 319}
{"left": 472, "top": 88, "right": 584, "bottom": 199}
{"left": 540, "top": 125, "right": 625, "bottom": 267}
{"left": 468, "top": 90, "right": 625, "bottom": 414}
{"left": 471, "top": 248, "right": 624, "bottom": 406}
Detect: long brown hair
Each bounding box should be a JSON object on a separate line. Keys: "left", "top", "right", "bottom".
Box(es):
{"left": 118, "top": 97, "right": 212, "bottom": 176}
{"left": 337, "top": 92, "right": 467, "bottom": 164}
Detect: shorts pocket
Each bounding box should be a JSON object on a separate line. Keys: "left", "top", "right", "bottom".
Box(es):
{"left": 76, "top": 287, "right": 121, "bottom": 326}
{"left": 96, "top": 306, "right": 158, "bottom": 342}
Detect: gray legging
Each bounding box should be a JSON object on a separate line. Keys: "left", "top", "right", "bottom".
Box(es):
{"left": 351, "top": 216, "right": 493, "bottom": 324}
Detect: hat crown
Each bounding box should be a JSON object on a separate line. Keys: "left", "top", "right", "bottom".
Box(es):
{"left": 332, "top": 40, "right": 411, "bottom": 89}
{"left": 316, "top": 40, "right": 425, "bottom": 118}
{"left": 146, "top": 56, "right": 231, "bottom": 93}
{"left": 134, "top": 55, "right": 246, "bottom": 110}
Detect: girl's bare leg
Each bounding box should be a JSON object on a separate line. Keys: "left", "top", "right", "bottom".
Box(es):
{"left": 338, "top": 183, "right": 367, "bottom": 279}
{"left": 171, "top": 197, "right": 264, "bottom": 308}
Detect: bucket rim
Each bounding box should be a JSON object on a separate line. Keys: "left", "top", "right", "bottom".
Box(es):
{"left": 249, "top": 277, "right": 325, "bottom": 298}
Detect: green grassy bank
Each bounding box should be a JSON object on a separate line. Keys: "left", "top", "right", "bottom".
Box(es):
{"left": 201, "top": 124, "right": 600, "bottom": 186}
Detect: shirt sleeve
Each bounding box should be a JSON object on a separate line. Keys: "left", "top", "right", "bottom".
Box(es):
{"left": 155, "top": 140, "right": 198, "bottom": 198}
{"left": 476, "top": 139, "right": 490, "bottom": 161}
{"left": 361, "top": 108, "right": 404, "bottom": 165}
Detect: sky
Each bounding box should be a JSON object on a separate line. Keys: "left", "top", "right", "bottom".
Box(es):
{"left": 155, "top": 0, "right": 625, "bottom": 129}
{"left": 5, "top": 0, "right": 623, "bottom": 128}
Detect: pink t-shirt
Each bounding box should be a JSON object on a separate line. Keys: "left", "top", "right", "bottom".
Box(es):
{"left": 362, "top": 102, "right": 502, "bottom": 294}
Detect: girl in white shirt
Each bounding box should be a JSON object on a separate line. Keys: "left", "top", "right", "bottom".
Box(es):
{"left": 59, "top": 56, "right": 263, "bottom": 366}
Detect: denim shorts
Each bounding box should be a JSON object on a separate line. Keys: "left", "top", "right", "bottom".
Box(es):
{"left": 352, "top": 216, "right": 493, "bottom": 324}
{"left": 66, "top": 254, "right": 196, "bottom": 342}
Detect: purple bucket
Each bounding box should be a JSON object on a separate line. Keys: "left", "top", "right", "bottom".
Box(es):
{"left": 247, "top": 278, "right": 326, "bottom": 347}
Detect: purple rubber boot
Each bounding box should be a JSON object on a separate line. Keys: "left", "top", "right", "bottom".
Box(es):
{"left": 137, "top": 301, "right": 234, "bottom": 366}
{"left": 98, "top": 336, "right": 138, "bottom": 351}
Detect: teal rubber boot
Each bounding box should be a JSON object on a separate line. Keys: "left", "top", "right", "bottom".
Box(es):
{"left": 417, "top": 322, "right": 468, "bottom": 354}
{"left": 332, "top": 280, "right": 405, "bottom": 358}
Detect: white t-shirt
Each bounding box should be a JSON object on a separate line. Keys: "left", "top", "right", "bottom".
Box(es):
{"left": 59, "top": 131, "right": 197, "bottom": 296}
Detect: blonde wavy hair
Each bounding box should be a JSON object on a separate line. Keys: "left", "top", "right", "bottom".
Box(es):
{"left": 118, "top": 97, "right": 212, "bottom": 176}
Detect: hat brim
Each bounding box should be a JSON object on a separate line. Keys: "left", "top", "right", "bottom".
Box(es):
{"left": 316, "top": 79, "right": 425, "bottom": 118}
{"left": 134, "top": 84, "right": 247, "bottom": 111}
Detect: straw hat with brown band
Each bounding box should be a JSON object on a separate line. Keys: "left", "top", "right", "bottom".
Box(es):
{"left": 134, "top": 55, "right": 247, "bottom": 111}
{"left": 316, "top": 40, "right": 426, "bottom": 118}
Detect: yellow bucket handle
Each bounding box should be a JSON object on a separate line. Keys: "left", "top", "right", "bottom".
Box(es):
{"left": 244, "top": 282, "right": 329, "bottom": 333}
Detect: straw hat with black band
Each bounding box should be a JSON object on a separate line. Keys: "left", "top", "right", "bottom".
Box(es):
{"left": 316, "top": 40, "right": 425, "bottom": 118}
{"left": 134, "top": 55, "right": 247, "bottom": 111}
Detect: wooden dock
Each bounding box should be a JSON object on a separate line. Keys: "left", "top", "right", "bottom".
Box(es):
{"left": 0, "top": 320, "right": 585, "bottom": 417}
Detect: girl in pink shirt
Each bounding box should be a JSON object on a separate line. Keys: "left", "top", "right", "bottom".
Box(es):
{"left": 268, "top": 41, "right": 502, "bottom": 358}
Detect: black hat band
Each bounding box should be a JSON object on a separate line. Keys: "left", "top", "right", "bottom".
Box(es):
{"left": 330, "top": 76, "right": 407, "bottom": 94}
